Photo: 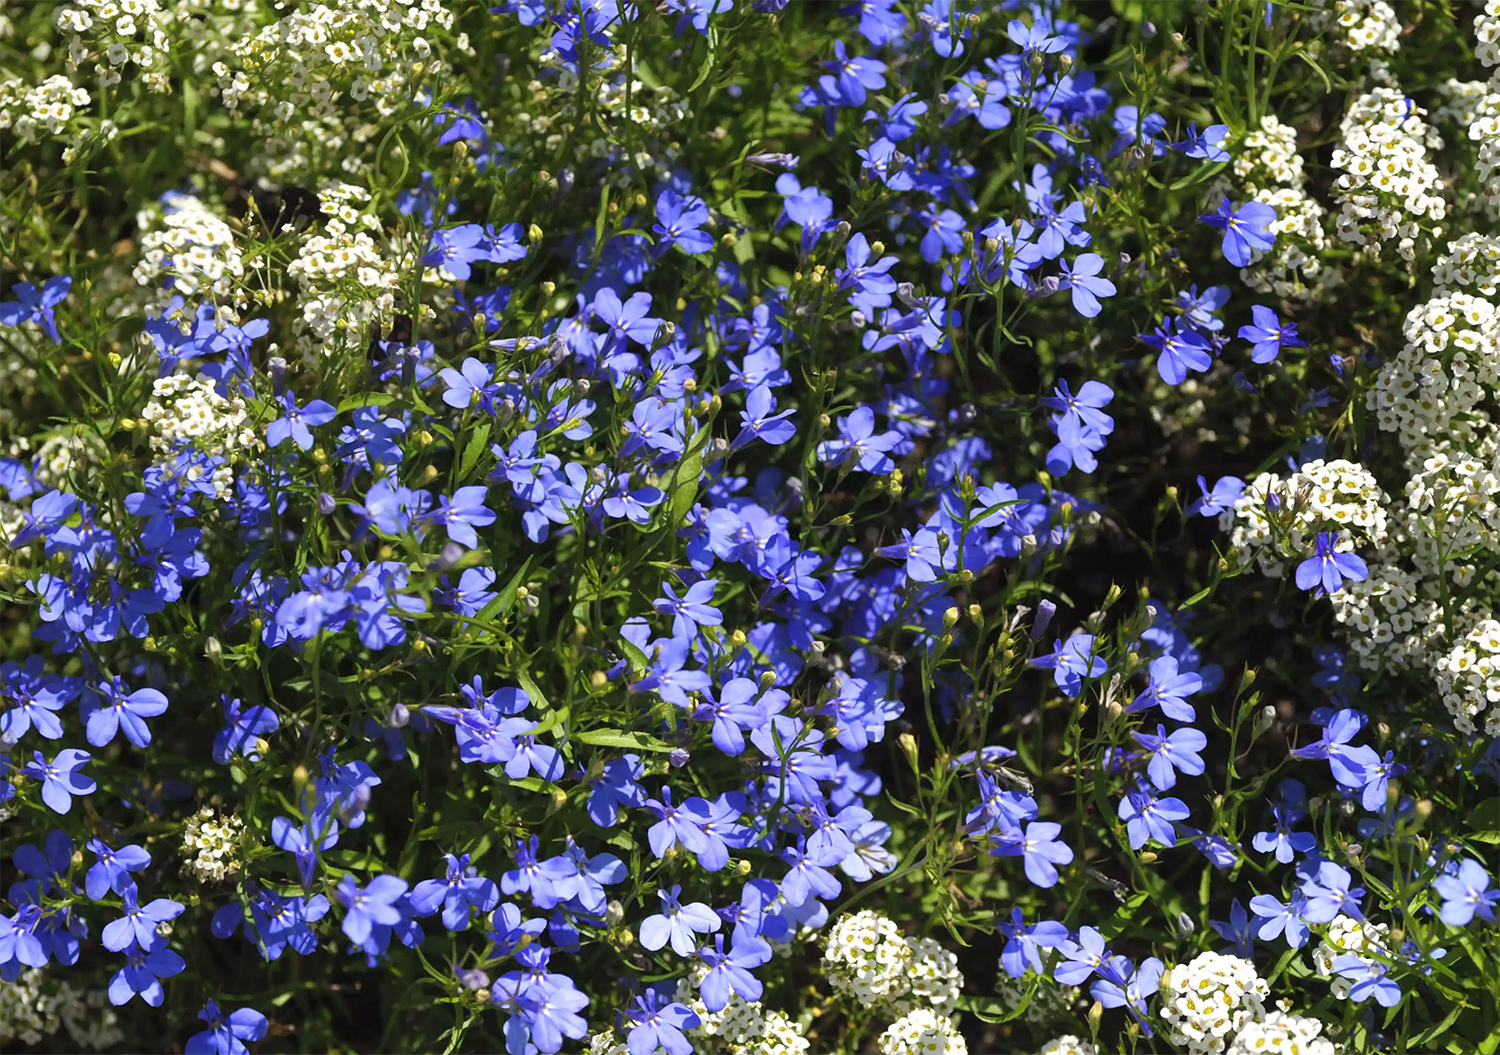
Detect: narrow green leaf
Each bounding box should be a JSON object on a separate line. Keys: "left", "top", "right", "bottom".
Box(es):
{"left": 575, "top": 728, "right": 672, "bottom": 752}
{"left": 458, "top": 421, "right": 491, "bottom": 482}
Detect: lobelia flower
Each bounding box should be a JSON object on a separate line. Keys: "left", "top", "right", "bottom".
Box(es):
{"left": 7, "top": 488, "right": 77, "bottom": 548}
{"left": 23, "top": 748, "right": 95, "bottom": 814}
{"left": 653, "top": 579, "right": 722, "bottom": 639}
{"left": 1117, "top": 780, "right": 1191, "bottom": 849}
{"left": 1057, "top": 252, "right": 1116, "bottom": 317}
{"left": 102, "top": 888, "right": 186, "bottom": 952}
{"left": 1434, "top": 859, "right": 1500, "bottom": 926}
{"left": 0, "top": 275, "right": 71, "bottom": 342}
{"left": 624, "top": 990, "right": 700, "bottom": 1055}
{"left": 185, "top": 1001, "right": 269, "bottom": 1055}
{"left": 1210, "top": 899, "right": 1256, "bottom": 958}
{"left": 0, "top": 654, "right": 77, "bottom": 741}
{"left": 1091, "top": 955, "right": 1164, "bottom": 1036}
{"left": 1199, "top": 197, "right": 1277, "bottom": 266}
{"left": 997, "top": 907, "right": 1069, "bottom": 978}
{"left": 1289, "top": 708, "right": 1381, "bottom": 789}
{"left": 1359, "top": 750, "right": 1407, "bottom": 811}
{"left": 213, "top": 696, "right": 280, "bottom": 765}
{"left": 816, "top": 406, "right": 905, "bottom": 474}
{"left": 86, "top": 839, "right": 152, "bottom": 900}
{"left": 697, "top": 932, "right": 772, "bottom": 1010}
{"left": 420, "top": 224, "right": 489, "bottom": 280}
{"left": 731, "top": 384, "right": 797, "bottom": 449}
{"left": 1131, "top": 724, "right": 1208, "bottom": 790}
{"left": 1299, "top": 862, "right": 1365, "bottom": 923}
{"left": 1174, "top": 122, "right": 1231, "bottom": 162}
{"left": 408, "top": 852, "right": 500, "bottom": 931}
{"left": 1126, "top": 655, "right": 1203, "bottom": 722}
{"left": 266, "top": 392, "right": 338, "bottom": 451}
{"left": 1332, "top": 954, "right": 1402, "bottom": 1007}
{"left": 107, "top": 933, "right": 185, "bottom": 1007}
{"left": 336, "top": 874, "right": 408, "bottom": 945}
{"left": 639, "top": 885, "right": 721, "bottom": 957}
{"left": 1238, "top": 305, "right": 1305, "bottom": 364}
{"left": 1296, "top": 532, "right": 1368, "bottom": 594}
{"left": 1031, "top": 633, "right": 1108, "bottom": 696}
{"left": 1252, "top": 790, "right": 1317, "bottom": 864}
{"left": 653, "top": 190, "right": 714, "bottom": 255}
{"left": 1139, "top": 320, "right": 1213, "bottom": 385}
{"left": 1187, "top": 475, "right": 1245, "bottom": 518}
{"left": 1249, "top": 892, "right": 1310, "bottom": 948}
{"left": 82, "top": 676, "right": 169, "bottom": 749}
{"left": 1053, "top": 926, "right": 1115, "bottom": 985}
{"left": 988, "top": 821, "right": 1075, "bottom": 888}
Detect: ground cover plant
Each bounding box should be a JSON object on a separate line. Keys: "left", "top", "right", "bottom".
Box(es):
{"left": 2, "top": 0, "right": 1500, "bottom": 1052}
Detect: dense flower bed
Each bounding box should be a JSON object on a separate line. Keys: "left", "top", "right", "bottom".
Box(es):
{"left": 2, "top": 0, "right": 1499, "bottom": 1053}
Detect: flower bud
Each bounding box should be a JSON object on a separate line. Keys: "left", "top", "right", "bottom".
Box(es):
{"left": 389, "top": 703, "right": 410, "bottom": 728}
{"left": 1176, "top": 912, "right": 1195, "bottom": 939}
{"left": 1140, "top": 851, "right": 1158, "bottom": 863}
{"left": 968, "top": 603, "right": 982, "bottom": 621}
{"left": 527, "top": 223, "right": 543, "bottom": 243}
{"left": 668, "top": 748, "right": 690, "bottom": 768}
{"left": 590, "top": 670, "right": 609, "bottom": 691}
{"left": 942, "top": 606, "right": 960, "bottom": 631}
{"left": 605, "top": 900, "right": 625, "bottom": 927}
{"left": 317, "top": 491, "right": 337, "bottom": 516}
{"left": 1031, "top": 599, "right": 1056, "bottom": 641}
{"left": 204, "top": 636, "right": 223, "bottom": 663}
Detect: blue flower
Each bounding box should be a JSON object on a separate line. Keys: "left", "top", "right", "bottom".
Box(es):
{"left": 654, "top": 579, "right": 722, "bottom": 640}
{"left": 266, "top": 392, "right": 338, "bottom": 451}
{"left": 335, "top": 874, "right": 408, "bottom": 945}
{"left": 1125, "top": 656, "right": 1203, "bottom": 722}
{"left": 1199, "top": 197, "right": 1277, "bottom": 266}
{"left": 185, "top": 1001, "right": 268, "bottom": 1055}
{"left": 816, "top": 406, "right": 904, "bottom": 473}
{"left": 1117, "top": 780, "right": 1190, "bottom": 849}
{"left": 419, "top": 224, "right": 489, "bottom": 280}
{"left": 1091, "top": 955, "right": 1164, "bottom": 1037}
{"left": 107, "top": 934, "right": 185, "bottom": 1007}
{"left": 696, "top": 932, "right": 772, "bottom": 1011}
{"left": 1296, "top": 532, "right": 1368, "bottom": 594}
{"left": 1249, "top": 892, "right": 1310, "bottom": 948}
{"left": 22, "top": 748, "right": 95, "bottom": 814}
{"left": 1140, "top": 320, "right": 1213, "bottom": 385}
{"left": 1031, "top": 633, "right": 1108, "bottom": 696}
{"left": 988, "top": 821, "right": 1074, "bottom": 887}
{"left": 212, "top": 696, "right": 279, "bottom": 765}
{"left": 102, "top": 887, "right": 185, "bottom": 952}
{"left": 1187, "top": 475, "right": 1245, "bottom": 518}
{"left": 1333, "top": 954, "right": 1402, "bottom": 1007}
{"left": 1174, "top": 122, "right": 1230, "bottom": 162}
{"left": 997, "top": 907, "right": 1069, "bottom": 978}
{"left": 625, "top": 990, "right": 700, "bottom": 1055}
{"left": 0, "top": 275, "right": 71, "bottom": 343}
{"left": 82, "top": 676, "right": 169, "bottom": 749}
{"left": 1210, "top": 899, "right": 1256, "bottom": 957}
{"left": 1434, "top": 859, "right": 1499, "bottom": 926}
{"left": 640, "top": 884, "right": 721, "bottom": 957}
{"left": 1300, "top": 861, "right": 1365, "bottom": 923}
{"left": 1130, "top": 723, "right": 1208, "bottom": 790}
{"left": 86, "top": 838, "right": 152, "bottom": 900}
{"left": 408, "top": 852, "right": 500, "bottom": 931}
{"left": 654, "top": 190, "right": 714, "bottom": 256}
{"left": 1053, "top": 926, "right": 1113, "bottom": 985}
{"left": 1238, "top": 304, "right": 1305, "bottom": 364}
{"left": 1057, "top": 252, "right": 1116, "bottom": 318}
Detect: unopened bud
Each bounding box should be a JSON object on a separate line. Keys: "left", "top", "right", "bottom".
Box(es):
{"left": 1177, "top": 912, "right": 1195, "bottom": 939}
{"left": 292, "top": 765, "right": 310, "bottom": 788}
{"left": 605, "top": 900, "right": 625, "bottom": 927}
{"left": 668, "top": 748, "right": 690, "bottom": 768}
{"left": 590, "top": 670, "right": 609, "bottom": 691}
{"left": 943, "top": 606, "right": 960, "bottom": 630}
{"left": 389, "top": 703, "right": 410, "bottom": 728}
{"left": 759, "top": 670, "right": 777, "bottom": 691}
{"left": 1031, "top": 599, "right": 1056, "bottom": 641}
{"left": 1414, "top": 799, "right": 1433, "bottom": 822}
{"left": 204, "top": 636, "right": 222, "bottom": 663}
{"left": 1140, "top": 851, "right": 1158, "bottom": 863}
{"left": 731, "top": 629, "right": 748, "bottom": 648}
{"left": 1253, "top": 705, "right": 1276, "bottom": 738}
{"left": 317, "top": 491, "right": 337, "bottom": 516}
{"left": 527, "top": 223, "right": 543, "bottom": 243}
{"left": 968, "top": 603, "right": 982, "bottom": 621}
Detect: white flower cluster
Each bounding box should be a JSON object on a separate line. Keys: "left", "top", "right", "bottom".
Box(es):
{"left": 181, "top": 804, "right": 244, "bottom": 883}
{"left": 214, "top": 0, "right": 468, "bottom": 183}
{"left": 823, "top": 910, "right": 913, "bottom": 1005}
{"left": 1434, "top": 618, "right": 1500, "bottom": 734}
{"left": 823, "top": 910, "right": 964, "bottom": 1013}
{"left": 0, "top": 74, "right": 102, "bottom": 159}
{"left": 1226, "top": 459, "right": 1389, "bottom": 580}
{"left": 1312, "top": 915, "right": 1390, "bottom": 1000}
{"left": 0, "top": 967, "right": 124, "bottom": 1050}
{"left": 285, "top": 199, "right": 400, "bottom": 358}
{"left": 876, "top": 1008, "right": 968, "bottom": 1055}
{"left": 1313, "top": 0, "right": 1403, "bottom": 54}
{"left": 1331, "top": 87, "right": 1446, "bottom": 261}
{"left": 1159, "top": 952, "right": 1271, "bottom": 1055}
{"left": 56, "top": 0, "right": 173, "bottom": 92}
{"left": 672, "top": 971, "right": 811, "bottom": 1055}
{"left": 1225, "top": 1011, "right": 1337, "bottom": 1055}
{"left": 1225, "top": 115, "right": 1335, "bottom": 302}
{"left": 1038, "top": 1037, "right": 1095, "bottom": 1055}
{"left": 1477, "top": 0, "right": 1500, "bottom": 68}
{"left": 139, "top": 373, "right": 257, "bottom": 477}
{"left": 898, "top": 935, "right": 963, "bottom": 1011}
{"left": 132, "top": 193, "right": 247, "bottom": 307}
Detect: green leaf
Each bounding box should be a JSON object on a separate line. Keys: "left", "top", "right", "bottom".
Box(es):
{"left": 688, "top": 25, "right": 718, "bottom": 93}
{"left": 458, "top": 421, "right": 491, "bottom": 483}
{"left": 337, "top": 392, "right": 398, "bottom": 414}
{"left": 618, "top": 633, "right": 650, "bottom": 678}
{"left": 669, "top": 427, "right": 710, "bottom": 528}
{"left": 515, "top": 667, "right": 552, "bottom": 716}
{"left": 575, "top": 728, "right": 673, "bottom": 752}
